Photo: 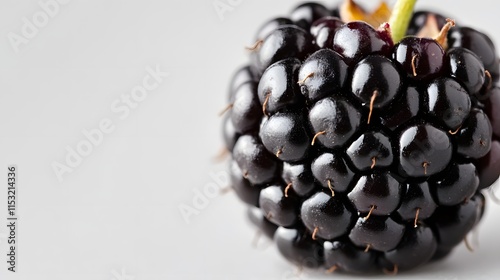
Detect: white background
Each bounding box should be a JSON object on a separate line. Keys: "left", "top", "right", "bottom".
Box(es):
{"left": 0, "top": 0, "right": 499, "bottom": 279}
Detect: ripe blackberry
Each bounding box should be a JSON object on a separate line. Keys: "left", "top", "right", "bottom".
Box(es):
{"left": 223, "top": 0, "right": 500, "bottom": 275}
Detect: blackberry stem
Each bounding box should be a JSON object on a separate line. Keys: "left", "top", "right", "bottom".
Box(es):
{"left": 389, "top": 0, "right": 417, "bottom": 42}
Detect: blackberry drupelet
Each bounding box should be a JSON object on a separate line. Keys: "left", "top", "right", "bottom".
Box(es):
{"left": 223, "top": 0, "right": 500, "bottom": 275}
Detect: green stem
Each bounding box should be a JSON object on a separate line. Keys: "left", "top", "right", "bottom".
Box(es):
{"left": 389, "top": 0, "right": 417, "bottom": 43}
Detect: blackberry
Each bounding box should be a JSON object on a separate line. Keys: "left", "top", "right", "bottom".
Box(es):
{"left": 223, "top": 0, "right": 500, "bottom": 275}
